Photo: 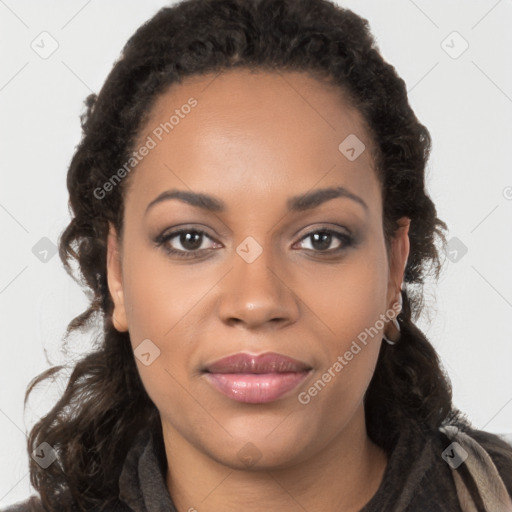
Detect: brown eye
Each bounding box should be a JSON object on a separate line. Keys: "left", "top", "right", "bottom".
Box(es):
{"left": 175, "top": 231, "right": 204, "bottom": 251}
{"left": 295, "top": 229, "right": 353, "bottom": 254}
{"left": 155, "top": 229, "right": 220, "bottom": 258}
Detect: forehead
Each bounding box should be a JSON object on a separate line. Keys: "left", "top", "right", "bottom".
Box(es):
{"left": 124, "top": 68, "right": 380, "bottom": 217}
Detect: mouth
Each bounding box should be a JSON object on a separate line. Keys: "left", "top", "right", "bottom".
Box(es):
{"left": 202, "top": 352, "right": 312, "bottom": 404}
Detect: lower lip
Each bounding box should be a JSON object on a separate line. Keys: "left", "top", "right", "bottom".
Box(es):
{"left": 204, "top": 372, "right": 310, "bottom": 403}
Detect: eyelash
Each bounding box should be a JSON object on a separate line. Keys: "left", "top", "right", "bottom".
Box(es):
{"left": 154, "top": 227, "right": 354, "bottom": 259}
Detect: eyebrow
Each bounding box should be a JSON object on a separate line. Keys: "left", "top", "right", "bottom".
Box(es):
{"left": 145, "top": 186, "right": 368, "bottom": 215}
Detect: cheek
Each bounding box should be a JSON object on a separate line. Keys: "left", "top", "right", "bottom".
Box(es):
{"left": 303, "top": 249, "right": 389, "bottom": 348}
{"left": 297, "top": 248, "right": 388, "bottom": 404}
{"left": 121, "top": 245, "right": 214, "bottom": 390}
{"left": 120, "top": 249, "right": 206, "bottom": 423}
{"left": 122, "top": 243, "right": 203, "bottom": 342}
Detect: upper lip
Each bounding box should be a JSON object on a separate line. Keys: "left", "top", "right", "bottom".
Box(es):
{"left": 203, "top": 352, "right": 312, "bottom": 374}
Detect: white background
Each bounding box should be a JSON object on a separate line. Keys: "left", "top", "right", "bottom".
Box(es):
{"left": 1, "top": 0, "right": 511, "bottom": 507}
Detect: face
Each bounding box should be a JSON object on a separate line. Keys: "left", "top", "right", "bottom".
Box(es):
{"left": 107, "top": 68, "right": 410, "bottom": 470}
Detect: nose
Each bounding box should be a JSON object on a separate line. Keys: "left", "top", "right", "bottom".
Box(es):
{"left": 217, "top": 243, "right": 300, "bottom": 330}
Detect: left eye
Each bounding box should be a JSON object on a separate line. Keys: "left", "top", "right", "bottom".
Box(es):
{"left": 294, "top": 229, "right": 352, "bottom": 253}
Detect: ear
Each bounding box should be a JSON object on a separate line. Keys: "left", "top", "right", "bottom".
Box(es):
{"left": 106, "top": 222, "right": 128, "bottom": 332}
{"left": 387, "top": 216, "right": 410, "bottom": 305}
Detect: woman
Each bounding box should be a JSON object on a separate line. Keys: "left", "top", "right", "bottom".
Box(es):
{"left": 6, "top": 0, "right": 512, "bottom": 510}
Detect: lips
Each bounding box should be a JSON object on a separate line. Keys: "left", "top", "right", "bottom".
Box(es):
{"left": 204, "top": 352, "right": 312, "bottom": 374}
{"left": 202, "top": 352, "right": 312, "bottom": 403}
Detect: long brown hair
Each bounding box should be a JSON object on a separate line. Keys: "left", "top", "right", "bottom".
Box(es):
{"left": 25, "top": 0, "right": 466, "bottom": 509}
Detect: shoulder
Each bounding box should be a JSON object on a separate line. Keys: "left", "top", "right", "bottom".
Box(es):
{"left": 439, "top": 423, "right": 512, "bottom": 506}
{"left": 1, "top": 496, "right": 45, "bottom": 512}
{"left": 1, "top": 495, "right": 131, "bottom": 512}
{"left": 462, "top": 428, "right": 512, "bottom": 490}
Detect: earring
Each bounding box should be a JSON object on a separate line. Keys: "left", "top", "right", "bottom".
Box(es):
{"left": 383, "top": 293, "right": 402, "bottom": 346}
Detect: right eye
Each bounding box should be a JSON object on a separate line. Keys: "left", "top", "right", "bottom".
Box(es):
{"left": 155, "top": 228, "right": 222, "bottom": 259}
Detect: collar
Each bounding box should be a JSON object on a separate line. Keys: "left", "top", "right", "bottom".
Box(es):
{"left": 116, "top": 422, "right": 460, "bottom": 512}
{"left": 118, "top": 427, "right": 177, "bottom": 512}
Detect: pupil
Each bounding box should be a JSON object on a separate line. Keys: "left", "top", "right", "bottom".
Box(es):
{"left": 181, "top": 231, "right": 202, "bottom": 250}
{"left": 312, "top": 232, "right": 331, "bottom": 251}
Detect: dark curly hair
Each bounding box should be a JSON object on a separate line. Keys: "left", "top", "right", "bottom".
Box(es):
{"left": 23, "top": 0, "right": 469, "bottom": 510}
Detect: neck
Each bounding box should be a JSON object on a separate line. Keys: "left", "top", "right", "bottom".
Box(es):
{"left": 163, "top": 406, "right": 388, "bottom": 512}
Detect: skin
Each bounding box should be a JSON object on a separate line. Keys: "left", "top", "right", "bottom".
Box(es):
{"left": 106, "top": 68, "right": 410, "bottom": 512}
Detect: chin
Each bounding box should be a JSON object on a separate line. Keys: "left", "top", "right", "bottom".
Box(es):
{"left": 202, "top": 422, "right": 318, "bottom": 470}
{"left": 210, "top": 440, "right": 310, "bottom": 472}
